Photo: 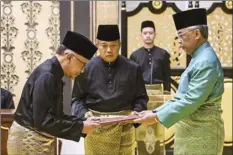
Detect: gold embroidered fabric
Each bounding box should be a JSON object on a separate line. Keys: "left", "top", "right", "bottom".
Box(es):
{"left": 7, "top": 121, "right": 55, "bottom": 155}
{"left": 85, "top": 110, "right": 136, "bottom": 155}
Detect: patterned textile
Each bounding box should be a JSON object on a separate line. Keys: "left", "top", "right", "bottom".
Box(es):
{"left": 7, "top": 121, "right": 55, "bottom": 155}
{"left": 85, "top": 110, "right": 136, "bottom": 155}
{"left": 174, "top": 107, "right": 224, "bottom": 155}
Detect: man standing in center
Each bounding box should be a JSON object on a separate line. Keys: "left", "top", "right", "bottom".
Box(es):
{"left": 71, "top": 25, "right": 148, "bottom": 155}
{"left": 130, "top": 20, "right": 171, "bottom": 93}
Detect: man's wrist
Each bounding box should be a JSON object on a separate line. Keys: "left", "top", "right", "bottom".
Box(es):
{"left": 152, "top": 110, "right": 159, "bottom": 122}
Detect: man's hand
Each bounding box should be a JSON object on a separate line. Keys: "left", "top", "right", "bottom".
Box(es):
{"left": 133, "top": 110, "right": 158, "bottom": 125}
{"left": 84, "top": 111, "right": 94, "bottom": 118}
{"left": 131, "top": 111, "right": 139, "bottom": 115}
{"left": 82, "top": 120, "right": 100, "bottom": 134}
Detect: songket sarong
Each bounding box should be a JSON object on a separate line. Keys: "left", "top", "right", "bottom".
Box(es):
{"left": 7, "top": 121, "right": 55, "bottom": 155}
{"left": 174, "top": 105, "right": 225, "bottom": 155}
{"left": 85, "top": 110, "right": 136, "bottom": 155}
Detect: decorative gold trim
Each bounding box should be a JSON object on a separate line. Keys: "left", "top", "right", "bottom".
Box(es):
{"left": 222, "top": 78, "right": 232, "bottom": 146}
{"left": 225, "top": 1, "right": 233, "bottom": 10}
{"left": 224, "top": 143, "right": 232, "bottom": 146}
{"left": 1, "top": 126, "right": 9, "bottom": 131}
{"left": 225, "top": 79, "right": 233, "bottom": 83}
{"left": 152, "top": 1, "right": 163, "bottom": 10}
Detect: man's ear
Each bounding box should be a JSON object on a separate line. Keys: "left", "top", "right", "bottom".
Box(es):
{"left": 118, "top": 40, "right": 121, "bottom": 48}
{"left": 64, "top": 50, "right": 73, "bottom": 60}
{"left": 96, "top": 39, "right": 99, "bottom": 47}
{"left": 195, "top": 29, "right": 201, "bottom": 40}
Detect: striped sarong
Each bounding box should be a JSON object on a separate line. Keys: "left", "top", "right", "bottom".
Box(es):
{"left": 7, "top": 121, "right": 55, "bottom": 155}
{"left": 85, "top": 110, "right": 136, "bottom": 155}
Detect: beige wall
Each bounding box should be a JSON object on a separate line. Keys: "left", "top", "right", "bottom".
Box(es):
{"left": 1, "top": 1, "right": 60, "bottom": 106}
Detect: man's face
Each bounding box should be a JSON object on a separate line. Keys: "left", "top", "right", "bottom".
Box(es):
{"left": 97, "top": 40, "right": 120, "bottom": 62}
{"left": 141, "top": 27, "right": 155, "bottom": 44}
{"left": 177, "top": 27, "right": 198, "bottom": 55}
{"left": 66, "top": 52, "right": 88, "bottom": 79}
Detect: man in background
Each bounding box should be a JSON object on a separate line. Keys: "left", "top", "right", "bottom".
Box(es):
{"left": 130, "top": 20, "right": 171, "bottom": 93}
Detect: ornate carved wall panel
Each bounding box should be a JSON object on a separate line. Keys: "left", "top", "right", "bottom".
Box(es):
{"left": 208, "top": 7, "right": 232, "bottom": 67}
{"left": 1, "top": 1, "right": 60, "bottom": 106}
{"left": 96, "top": 1, "right": 119, "bottom": 25}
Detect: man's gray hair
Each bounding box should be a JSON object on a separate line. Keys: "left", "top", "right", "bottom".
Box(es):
{"left": 188, "top": 25, "right": 208, "bottom": 39}
{"left": 56, "top": 45, "right": 68, "bottom": 55}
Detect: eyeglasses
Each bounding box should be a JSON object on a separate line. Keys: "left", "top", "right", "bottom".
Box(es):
{"left": 177, "top": 28, "right": 196, "bottom": 41}
{"left": 72, "top": 54, "right": 86, "bottom": 70}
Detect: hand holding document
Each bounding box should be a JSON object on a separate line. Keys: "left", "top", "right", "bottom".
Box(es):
{"left": 133, "top": 110, "right": 158, "bottom": 125}
{"left": 82, "top": 119, "right": 101, "bottom": 134}
{"left": 88, "top": 115, "right": 140, "bottom": 125}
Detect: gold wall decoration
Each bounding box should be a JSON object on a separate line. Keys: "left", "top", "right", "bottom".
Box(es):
{"left": 1, "top": 1, "right": 60, "bottom": 106}
{"left": 221, "top": 78, "right": 232, "bottom": 145}
{"left": 225, "top": 1, "right": 233, "bottom": 10}
{"left": 152, "top": 1, "right": 163, "bottom": 10}
{"left": 144, "top": 126, "right": 156, "bottom": 154}
{"left": 127, "top": 7, "right": 187, "bottom": 68}
{"left": 208, "top": 7, "right": 232, "bottom": 67}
